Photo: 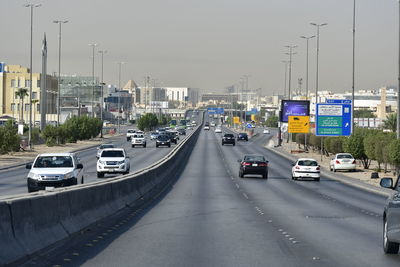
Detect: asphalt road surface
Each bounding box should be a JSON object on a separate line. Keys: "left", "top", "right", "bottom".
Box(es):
{"left": 20, "top": 123, "right": 400, "bottom": 267}
{"left": 0, "top": 112, "right": 198, "bottom": 197}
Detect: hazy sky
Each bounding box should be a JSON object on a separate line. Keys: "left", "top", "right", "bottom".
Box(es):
{"left": 1, "top": 0, "right": 398, "bottom": 95}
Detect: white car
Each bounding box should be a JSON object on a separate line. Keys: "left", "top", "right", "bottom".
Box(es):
{"left": 215, "top": 127, "right": 222, "bottom": 133}
{"left": 126, "top": 129, "right": 136, "bottom": 141}
{"left": 131, "top": 133, "right": 147, "bottom": 148}
{"left": 204, "top": 125, "right": 210, "bottom": 130}
{"left": 97, "top": 143, "right": 115, "bottom": 158}
{"left": 26, "top": 153, "right": 84, "bottom": 192}
{"left": 263, "top": 128, "right": 270, "bottom": 134}
{"left": 291, "top": 158, "right": 320, "bottom": 181}
{"left": 210, "top": 122, "right": 216, "bottom": 127}
{"left": 330, "top": 153, "right": 356, "bottom": 172}
{"left": 192, "top": 120, "right": 197, "bottom": 125}
{"left": 97, "top": 148, "right": 130, "bottom": 178}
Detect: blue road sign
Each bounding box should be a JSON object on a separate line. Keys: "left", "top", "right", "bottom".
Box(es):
{"left": 216, "top": 107, "right": 224, "bottom": 114}
{"left": 326, "top": 99, "right": 352, "bottom": 104}
{"left": 316, "top": 100, "right": 352, "bottom": 136}
{"left": 207, "top": 107, "right": 224, "bottom": 114}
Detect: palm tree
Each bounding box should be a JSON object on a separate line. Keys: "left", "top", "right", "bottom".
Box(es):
{"left": 31, "top": 99, "right": 39, "bottom": 127}
{"left": 15, "top": 88, "right": 28, "bottom": 123}
{"left": 383, "top": 113, "right": 397, "bottom": 132}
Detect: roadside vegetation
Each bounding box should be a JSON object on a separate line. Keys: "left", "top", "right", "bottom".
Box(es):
{"left": 137, "top": 113, "right": 172, "bottom": 131}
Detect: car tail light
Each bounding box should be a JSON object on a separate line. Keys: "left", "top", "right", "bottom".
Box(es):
{"left": 352, "top": 160, "right": 356, "bottom": 164}
{"left": 295, "top": 166, "right": 300, "bottom": 169}
{"left": 316, "top": 167, "right": 320, "bottom": 171}
{"left": 335, "top": 160, "right": 340, "bottom": 164}
{"left": 242, "top": 162, "right": 251, "bottom": 166}
{"left": 259, "top": 163, "right": 268, "bottom": 167}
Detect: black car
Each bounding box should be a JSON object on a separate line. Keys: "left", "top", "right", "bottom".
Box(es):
{"left": 156, "top": 135, "right": 171, "bottom": 147}
{"left": 380, "top": 177, "right": 400, "bottom": 254}
{"left": 177, "top": 128, "right": 186, "bottom": 135}
{"left": 237, "top": 133, "right": 248, "bottom": 141}
{"left": 238, "top": 155, "right": 268, "bottom": 179}
{"left": 165, "top": 131, "right": 179, "bottom": 144}
{"left": 222, "top": 133, "right": 235, "bottom": 146}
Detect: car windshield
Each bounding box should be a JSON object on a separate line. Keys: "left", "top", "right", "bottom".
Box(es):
{"left": 298, "top": 160, "right": 318, "bottom": 166}
{"left": 127, "top": 130, "right": 135, "bottom": 133}
{"left": 239, "top": 133, "right": 247, "bottom": 136}
{"left": 224, "top": 134, "right": 234, "bottom": 137}
{"left": 101, "top": 150, "right": 124, "bottom": 157}
{"left": 244, "top": 155, "right": 265, "bottom": 162}
{"left": 34, "top": 156, "right": 73, "bottom": 168}
{"left": 100, "top": 144, "right": 114, "bottom": 149}
{"left": 158, "top": 135, "right": 170, "bottom": 141}
{"left": 337, "top": 154, "right": 353, "bottom": 159}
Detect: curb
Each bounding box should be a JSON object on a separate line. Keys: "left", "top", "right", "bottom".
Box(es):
{"left": 265, "top": 145, "right": 392, "bottom": 198}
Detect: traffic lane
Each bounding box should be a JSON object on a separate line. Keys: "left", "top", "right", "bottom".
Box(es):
{"left": 64, "top": 126, "right": 330, "bottom": 267}
{"left": 213, "top": 131, "right": 400, "bottom": 265}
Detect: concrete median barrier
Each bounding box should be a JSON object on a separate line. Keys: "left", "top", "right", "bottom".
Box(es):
{"left": 0, "top": 113, "right": 203, "bottom": 266}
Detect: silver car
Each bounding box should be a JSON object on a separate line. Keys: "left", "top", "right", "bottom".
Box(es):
{"left": 380, "top": 177, "right": 400, "bottom": 254}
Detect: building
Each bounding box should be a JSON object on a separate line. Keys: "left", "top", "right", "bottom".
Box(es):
{"left": 138, "top": 87, "right": 167, "bottom": 107}
{"left": 123, "top": 80, "right": 140, "bottom": 105}
{"left": 201, "top": 93, "right": 239, "bottom": 104}
{"left": 0, "top": 63, "right": 57, "bottom": 124}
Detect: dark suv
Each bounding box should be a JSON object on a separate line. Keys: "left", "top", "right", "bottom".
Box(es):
{"left": 380, "top": 177, "right": 400, "bottom": 254}
{"left": 156, "top": 135, "right": 171, "bottom": 147}
{"left": 222, "top": 133, "right": 235, "bottom": 146}
{"left": 237, "top": 133, "right": 248, "bottom": 141}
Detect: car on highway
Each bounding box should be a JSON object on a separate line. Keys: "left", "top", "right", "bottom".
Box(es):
{"left": 150, "top": 132, "right": 159, "bottom": 140}
{"left": 97, "top": 148, "right": 130, "bottom": 178}
{"left": 192, "top": 120, "right": 197, "bottom": 125}
{"left": 131, "top": 133, "right": 147, "bottom": 148}
{"left": 237, "top": 132, "right": 248, "bottom": 141}
{"left": 167, "top": 131, "right": 180, "bottom": 144}
{"left": 204, "top": 125, "right": 210, "bottom": 130}
{"left": 329, "top": 153, "right": 356, "bottom": 172}
{"left": 97, "top": 143, "right": 115, "bottom": 158}
{"left": 222, "top": 133, "right": 235, "bottom": 146}
{"left": 156, "top": 134, "right": 171, "bottom": 147}
{"left": 215, "top": 126, "right": 222, "bottom": 133}
{"left": 291, "top": 158, "right": 320, "bottom": 181}
{"left": 210, "top": 121, "right": 216, "bottom": 127}
{"left": 177, "top": 128, "right": 186, "bottom": 135}
{"left": 263, "top": 128, "right": 270, "bottom": 134}
{"left": 238, "top": 154, "right": 269, "bottom": 179}
{"left": 126, "top": 129, "right": 136, "bottom": 141}
{"left": 26, "top": 153, "right": 84, "bottom": 192}
{"left": 380, "top": 177, "right": 400, "bottom": 254}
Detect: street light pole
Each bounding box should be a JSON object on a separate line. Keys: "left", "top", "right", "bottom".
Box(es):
{"left": 53, "top": 20, "right": 68, "bottom": 127}
{"left": 398, "top": 0, "right": 400, "bottom": 138}
{"left": 117, "top": 62, "right": 125, "bottom": 133}
{"left": 24, "top": 3, "right": 41, "bottom": 149}
{"left": 352, "top": 0, "right": 357, "bottom": 134}
{"left": 310, "top": 23, "right": 327, "bottom": 104}
{"left": 285, "top": 45, "right": 297, "bottom": 100}
{"left": 281, "top": 60, "right": 289, "bottom": 98}
{"left": 88, "top": 43, "right": 97, "bottom": 118}
{"left": 300, "top": 35, "right": 315, "bottom": 100}
{"left": 98, "top": 50, "right": 107, "bottom": 138}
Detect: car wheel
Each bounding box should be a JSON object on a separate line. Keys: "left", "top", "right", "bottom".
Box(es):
{"left": 239, "top": 171, "right": 244, "bottom": 178}
{"left": 263, "top": 172, "right": 268, "bottom": 179}
{"left": 71, "top": 177, "right": 78, "bottom": 185}
{"left": 156, "top": 144, "right": 159, "bottom": 147}
{"left": 97, "top": 172, "right": 104, "bottom": 178}
{"left": 143, "top": 144, "right": 146, "bottom": 148}
{"left": 168, "top": 144, "right": 171, "bottom": 147}
{"left": 81, "top": 176, "right": 84, "bottom": 184}
{"left": 27, "top": 185, "right": 36, "bottom": 193}
{"left": 222, "top": 142, "right": 224, "bottom": 146}
{"left": 314, "top": 177, "right": 320, "bottom": 182}
{"left": 233, "top": 143, "right": 235, "bottom": 146}
{"left": 333, "top": 167, "right": 336, "bottom": 172}
{"left": 127, "top": 138, "right": 130, "bottom": 141}
{"left": 384, "top": 219, "right": 400, "bottom": 254}
{"left": 329, "top": 165, "right": 332, "bottom": 171}
{"left": 131, "top": 145, "right": 134, "bottom": 148}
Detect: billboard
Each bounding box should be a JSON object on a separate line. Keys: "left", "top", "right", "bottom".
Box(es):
{"left": 288, "top": 116, "right": 310, "bottom": 133}
{"left": 150, "top": 101, "right": 168, "bottom": 109}
{"left": 280, "top": 100, "right": 310, "bottom": 122}
{"left": 233, "top": 117, "right": 240, "bottom": 124}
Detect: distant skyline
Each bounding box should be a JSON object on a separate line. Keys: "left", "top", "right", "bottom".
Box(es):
{"left": 1, "top": 0, "right": 398, "bottom": 96}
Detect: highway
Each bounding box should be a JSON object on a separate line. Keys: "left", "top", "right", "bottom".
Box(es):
{"left": 0, "top": 112, "right": 198, "bottom": 197}
{"left": 21, "top": 121, "right": 400, "bottom": 267}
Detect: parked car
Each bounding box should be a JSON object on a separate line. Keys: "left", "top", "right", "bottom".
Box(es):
{"left": 126, "top": 129, "right": 136, "bottom": 141}
{"left": 26, "top": 153, "right": 84, "bottom": 192}
{"left": 238, "top": 154, "right": 269, "bottom": 179}
{"left": 291, "top": 158, "right": 320, "bottom": 181}
{"left": 380, "top": 177, "right": 400, "bottom": 254}
{"left": 131, "top": 133, "right": 147, "bottom": 148}
{"left": 97, "top": 143, "right": 115, "bottom": 158}
{"left": 263, "top": 128, "right": 270, "bottom": 134}
{"left": 237, "top": 133, "right": 248, "bottom": 141}
{"left": 97, "top": 148, "right": 130, "bottom": 178}
{"left": 330, "top": 153, "right": 356, "bottom": 172}
{"left": 156, "top": 134, "right": 171, "bottom": 147}
{"left": 222, "top": 133, "right": 235, "bottom": 146}
{"left": 215, "top": 126, "right": 222, "bottom": 133}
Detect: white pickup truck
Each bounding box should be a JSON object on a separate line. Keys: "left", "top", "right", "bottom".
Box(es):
{"left": 126, "top": 129, "right": 136, "bottom": 141}
{"left": 131, "top": 133, "right": 146, "bottom": 148}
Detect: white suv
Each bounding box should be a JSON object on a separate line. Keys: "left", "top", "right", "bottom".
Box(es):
{"left": 26, "top": 153, "right": 84, "bottom": 192}
{"left": 126, "top": 129, "right": 136, "bottom": 141}
{"left": 131, "top": 133, "right": 146, "bottom": 148}
{"left": 97, "top": 148, "right": 130, "bottom": 178}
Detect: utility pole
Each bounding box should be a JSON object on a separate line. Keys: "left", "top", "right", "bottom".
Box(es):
{"left": 89, "top": 43, "right": 97, "bottom": 118}
{"left": 285, "top": 45, "right": 297, "bottom": 100}
{"left": 282, "top": 61, "right": 289, "bottom": 98}
{"left": 117, "top": 62, "right": 125, "bottom": 133}
{"left": 99, "top": 50, "right": 107, "bottom": 138}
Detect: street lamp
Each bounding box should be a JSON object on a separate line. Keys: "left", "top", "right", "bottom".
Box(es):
{"left": 24, "top": 3, "right": 41, "bottom": 149}
{"left": 285, "top": 45, "right": 297, "bottom": 100}
{"left": 88, "top": 43, "right": 98, "bottom": 118}
{"left": 310, "top": 22, "right": 328, "bottom": 104}
{"left": 53, "top": 20, "right": 68, "bottom": 127}
{"left": 281, "top": 60, "right": 289, "bottom": 98}
{"left": 117, "top": 62, "right": 125, "bottom": 133}
{"left": 98, "top": 50, "right": 107, "bottom": 138}
{"left": 352, "top": 0, "right": 356, "bottom": 132}
{"left": 300, "top": 35, "right": 315, "bottom": 100}
{"left": 398, "top": 0, "right": 400, "bottom": 138}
